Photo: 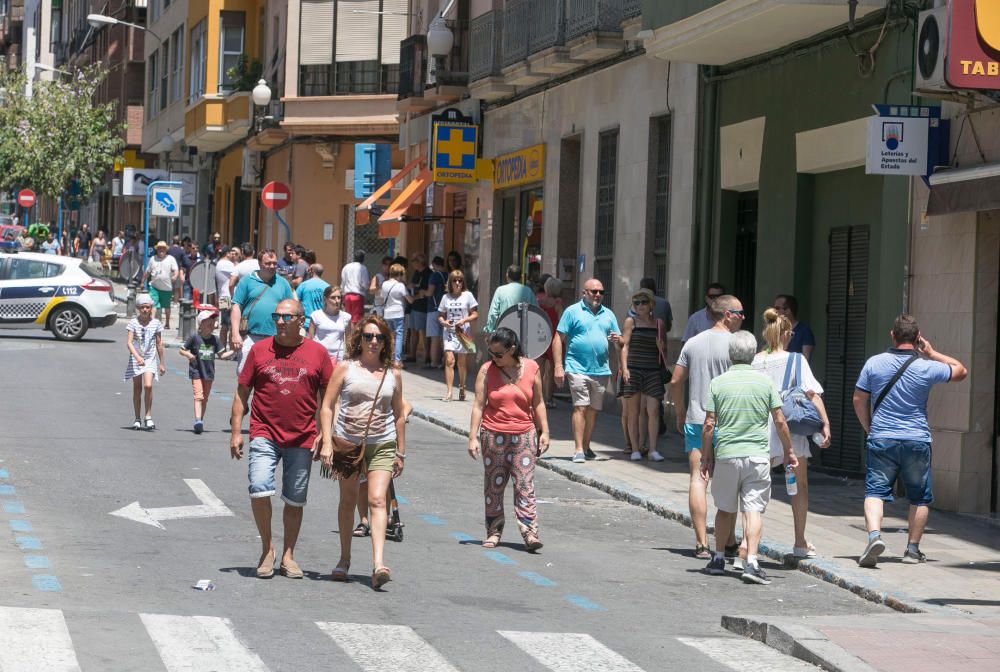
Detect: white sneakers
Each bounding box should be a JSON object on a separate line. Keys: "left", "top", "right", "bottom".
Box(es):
{"left": 631, "top": 451, "right": 665, "bottom": 462}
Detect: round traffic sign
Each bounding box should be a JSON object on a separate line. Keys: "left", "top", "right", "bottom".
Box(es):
{"left": 17, "top": 189, "right": 36, "bottom": 208}
{"left": 496, "top": 303, "right": 553, "bottom": 360}
{"left": 261, "top": 181, "right": 291, "bottom": 211}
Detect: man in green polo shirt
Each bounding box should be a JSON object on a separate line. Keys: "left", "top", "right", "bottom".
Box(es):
{"left": 231, "top": 249, "right": 295, "bottom": 374}
{"left": 700, "top": 330, "right": 797, "bottom": 585}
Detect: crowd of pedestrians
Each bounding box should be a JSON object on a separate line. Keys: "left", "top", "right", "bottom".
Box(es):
{"left": 118, "top": 231, "right": 968, "bottom": 591}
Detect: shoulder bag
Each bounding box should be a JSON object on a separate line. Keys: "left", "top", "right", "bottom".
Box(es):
{"left": 871, "top": 352, "right": 919, "bottom": 416}
{"left": 238, "top": 285, "right": 267, "bottom": 335}
{"left": 779, "top": 353, "right": 824, "bottom": 436}
{"left": 656, "top": 319, "right": 670, "bottom": 435}
{"left": 322, "top": 365, "right": 391, "bottom": 481}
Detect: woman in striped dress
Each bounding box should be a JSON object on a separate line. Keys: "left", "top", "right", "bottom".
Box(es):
{"left": 124, "top": 294, "right": 166, "bottom": 430}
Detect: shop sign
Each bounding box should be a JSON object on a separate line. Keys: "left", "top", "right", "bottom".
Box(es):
{"left": 494, "top": 144, "right": 545, "bottom": 190}
{"left": 432, "top": 122, "right": 479, "bottom": 184}
{"left": 865, "top": 105, "right": 942, "bottom": 177}
{"left": 947, "top": 0, "right": 1000, "bottom": 90}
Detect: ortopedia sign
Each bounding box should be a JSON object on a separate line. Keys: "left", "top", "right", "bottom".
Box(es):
{"left": 865, "top": 105, "right": 941, "bottom": 177}
{"left": 494, "top": 144, "right": 545, "bottom": 190}
{"left": 948, "top": 0, "right": 1000, "bottom": 90}
{"left": 432, "top": 122, "right": 478, "bottom": 184}
{"left": 17, "top": 189, "right": 36, "bottom": 208}
{"left": 261, "top": 181, "right": 291, "bottom": 210}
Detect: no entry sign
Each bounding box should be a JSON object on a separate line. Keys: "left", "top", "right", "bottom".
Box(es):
{"left": 261, "top": 182, "right": 291, "bottom": 210}
{"left": 17, "top": 189, "right": 36, "bottom": 208}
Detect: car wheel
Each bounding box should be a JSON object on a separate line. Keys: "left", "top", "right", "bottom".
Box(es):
{"left": 50, "top": 305, "right": 89, "bottom": 341}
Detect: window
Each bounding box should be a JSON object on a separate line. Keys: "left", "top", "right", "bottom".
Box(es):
{"left": 647, "top": 115, "right": 671, "bottom": 293}
{"left": 160, "top": 40, "right": 169, "bottom": 111}
{"left": 147, "top": 50, "right": 158, "bottom": 119}
{"left": 8, "top": 259, "right": 59, "bottom": 280}
{"left": 219, "top": 11, "right": 245, "bottom": 93}
{"left": 298, "top": 0, "right": 403, "bottom": 96}
{"left": 189, "top": 19, "right": 207, "bottom": 103}
{"left": 595, "top": 129, "right": 619, "bottom": 305}
{"left": 171, "top": 27, "right": 184, "bottom": 103}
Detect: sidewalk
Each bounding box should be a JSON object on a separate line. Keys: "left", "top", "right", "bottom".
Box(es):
{"left": 396, "top": 366, "right": 1000, "bottom": 671}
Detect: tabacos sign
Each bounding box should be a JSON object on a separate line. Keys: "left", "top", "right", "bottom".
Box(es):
{"left": 948, "top": 0, "right": 1000, "bottom": 89}
{"left": 494, "top": 144, "right": 545, "bottom": 190}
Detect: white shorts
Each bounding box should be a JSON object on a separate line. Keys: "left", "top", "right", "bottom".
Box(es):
{"left": 566, "top": 372, "right": 609, "bottom": 410}
{"left": 711, "top": 456, "right": 772, "bottom": 513}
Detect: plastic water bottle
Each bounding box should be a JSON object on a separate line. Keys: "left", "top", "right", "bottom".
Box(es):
{"left": 811, "top": 432, "right": 824, "bottom": 446}
{"left": 785, "top": 466, "right": 798, "bottom": 496}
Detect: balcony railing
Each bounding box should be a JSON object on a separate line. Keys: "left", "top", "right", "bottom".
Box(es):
{"left": 502, "top": 0, "right": 530, "bottom": 68}
{"left": 623, "top": 0, "right": 641, "bottom": 20}
{"left": 470, "top": 11, "right": 502, "bottom": 81}
{"left": 530, "top": 0, "right": 567, "bottom": 55}
{"left": 398, "top": 34, "right": 427, "bottom": 99}
{"left": 566, "top": 0, "right": 623, "bottom": 41}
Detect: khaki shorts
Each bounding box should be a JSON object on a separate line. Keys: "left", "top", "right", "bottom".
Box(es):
{"left": 364, "top": 439, "right": 398, "bottom": 473}
{"left": 566, "top": 372, "right": 610, "bottom": 410}
{"left": 711, "top": 456, "right": 771, "bottom": 513}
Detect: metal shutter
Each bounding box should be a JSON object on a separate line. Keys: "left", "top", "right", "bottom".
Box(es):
{"left": 336, "top": 0, "right": 379, "bottom": 62}
{"left": 381, "top": 0, "right": 408, "bottom": 65}
{"left": 301, "top": 0, "right": 335, "bottom": 66}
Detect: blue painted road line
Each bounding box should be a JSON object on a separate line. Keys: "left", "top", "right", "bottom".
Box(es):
{"left": 0, "top": 485, "right": 15, "bottom": 496}
{"left": 518, "top": 571, "right": 557, "bottom": 587}
{"left": 32, "top": 575, "right": 62, "bottom": 592}
{"left": 3, "top": 501, "right": 25, "bottom": 514}
{"left": 483, "top": 550, "right": 518, "bottom": 566}
{"left": 451, "top": 531, "right": 477, "bottom": 542}
{"left": 0, "top": 468, "right": 8, "bottom": 478}
{"left": 9, "top": 520, "right": 32, "bottom": 532}
{"left": 24, "top": 556, "right": 50, "bottom": 570}
{"left": 395, "top": 494, "right": 410, "bottom": 505}
{"left": 418, "top": 514, "right": 446, "bottom": 526}
{"left": 15, "top": 536, "right": 42, "bottom": 550}
{"left": 563, "top": 594, "right": 606, "bottom": 612}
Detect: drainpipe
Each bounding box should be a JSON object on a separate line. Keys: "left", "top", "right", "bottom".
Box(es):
{"left": 693, "top": 65, "right": 719, "bottom": 309}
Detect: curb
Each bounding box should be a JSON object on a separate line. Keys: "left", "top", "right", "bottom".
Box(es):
{"left": 406, "top": 403, "right": 958, "bottom": 617}
{"left": 720, "top": 615, "right": 878, "bottom": 672}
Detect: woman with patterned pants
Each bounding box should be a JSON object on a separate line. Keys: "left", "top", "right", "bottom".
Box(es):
{"left": 468, "top": 328, "right": 551, "bottom": 550}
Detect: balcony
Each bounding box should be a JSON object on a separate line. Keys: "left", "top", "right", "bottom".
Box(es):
{"left": 396, "top": 34, "right": 437, "bottom": 114}
{"left": 502, "top": 0, "right": 578, "bottom": 83}
{"left": 184, "top": 91, "right": 252, "bottom": 153}
{"left": 469, "top": 11, "right": 515, "bottom": 101}
{"left": 565, "top": 0, "right": 625, "bottom": 61}
{"left": 280, "top": 95, "right": 398, "bottom": 137}
{"left": 643, "top": 0, "right": 884, "bottom": 66}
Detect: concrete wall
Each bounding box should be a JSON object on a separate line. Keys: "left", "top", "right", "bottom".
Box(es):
{"left": 481, "top": 56, "right": 700, "bottom": 338}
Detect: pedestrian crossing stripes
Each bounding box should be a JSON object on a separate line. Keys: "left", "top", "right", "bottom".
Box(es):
{"left": 0, "top": 606, "right": 819, "bottom": 672}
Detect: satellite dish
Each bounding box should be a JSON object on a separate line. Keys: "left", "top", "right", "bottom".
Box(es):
{"left": 496, "top": 303, "right": 553, "bottom": 360}
{"left": 189, "top": 260, "right": 218, "bottom": 297}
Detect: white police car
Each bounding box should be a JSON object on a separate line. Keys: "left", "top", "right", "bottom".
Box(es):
{"left": 0, "top": 251, "right": 118, "bottom": 340}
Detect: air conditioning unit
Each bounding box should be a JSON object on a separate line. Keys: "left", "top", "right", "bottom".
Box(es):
{"left": 241, "top": 149, "right": 262, "bottom": 189}
{"left": 915, "top": 7, "right": 949, "bottom": 95}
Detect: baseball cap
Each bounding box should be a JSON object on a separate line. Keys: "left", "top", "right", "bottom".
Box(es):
{"left": 136, "top": 294, "right": 154, "bottom": 306}
{"left": 196, "top": 310, "right": 218, "bottom": 326}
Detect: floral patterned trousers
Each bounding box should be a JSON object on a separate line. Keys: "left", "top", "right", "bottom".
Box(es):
{"left": 480, "top": 427, "right": 539, "bottom": 540}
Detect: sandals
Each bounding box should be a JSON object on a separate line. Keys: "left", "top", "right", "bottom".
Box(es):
{"left": 482, "top": 534, "right": 501, "bottom": 549}
{"left": 458, "top": 387, "right": 466, "bottom": 401}
{"left": 331, "top": 561, "right": 350, "bottom": 582}
{"left": 694, "top": 545, "right": 712, "bottom": 559}
{"left": 353, "top": 522, "right": 370, "bottom": 537}
{"left": 372, "top": 566, "right": 391, "bottom": 589}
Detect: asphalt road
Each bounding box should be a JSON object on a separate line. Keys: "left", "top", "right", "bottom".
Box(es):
{"left": 0, "top": 325, "right": 888, "bottom": 671}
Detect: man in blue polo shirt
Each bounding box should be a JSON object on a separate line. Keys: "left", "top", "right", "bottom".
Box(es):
{"left": 853, "top": 314, "right": 966, "bottom": 567}
{"left": 231, "top": 249, "right": 295, "bottom": 374}
{"left": 553, "top": 278, "right": 621, "bottom": 463}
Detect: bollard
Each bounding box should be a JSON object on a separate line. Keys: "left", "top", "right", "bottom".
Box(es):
{"left": 126, "top": 280, "right": 138, "bottom": 318}
{"left": 179, "top": 298, "right": 195, "bottom": 341}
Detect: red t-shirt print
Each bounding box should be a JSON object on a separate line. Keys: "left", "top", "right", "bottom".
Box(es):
{"left": 238, "top": 337, "right": 334, "bottom": 448}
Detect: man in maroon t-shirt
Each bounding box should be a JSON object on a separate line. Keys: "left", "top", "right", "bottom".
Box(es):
{"left": 231, "top": 298, "right": 333, "bottom": 579}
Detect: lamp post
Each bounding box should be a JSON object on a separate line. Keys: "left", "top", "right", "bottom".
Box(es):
{"left": 251, "top": 79, "right": 272, "bottom": 132}
{"left": 426, "top": 14, "right": 454, "bottom": 86}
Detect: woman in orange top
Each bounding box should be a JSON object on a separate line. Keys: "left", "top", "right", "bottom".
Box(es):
{"left": 468, "top": 328, "right": 551, "bottom": 551}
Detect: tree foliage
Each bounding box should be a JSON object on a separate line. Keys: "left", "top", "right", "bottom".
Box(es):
{"left": 0, "top": 66, "right": 124, "bottom": 201}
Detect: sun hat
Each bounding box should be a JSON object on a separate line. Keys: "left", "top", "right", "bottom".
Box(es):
{"left": 631, "top": 288, "right": 655, "bottom": 303}
{"left": 155, "top": 240, "right": 168, "bottom": 250}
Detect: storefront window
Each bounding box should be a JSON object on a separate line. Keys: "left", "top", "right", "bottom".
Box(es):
{"left": 519, "top": 187, "right": 543, "bottom": 290}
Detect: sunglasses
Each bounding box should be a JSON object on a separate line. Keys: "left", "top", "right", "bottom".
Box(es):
{"left": 586, "top": 289, "right": 605, "bottom": 295}
{"left": 633, "top": 300, "right": 650, "bottom": 306}
{"left": 488, "top": 348, "right": 508, "bottom": 358}
{"left": 362, "top": 333, "right": 386, "bottom": 342}
{"left": 727, "top": 309, "right": 745, "bottom": 316}
{"left": 271, "top": 313, "right": 301, "bottom": 322}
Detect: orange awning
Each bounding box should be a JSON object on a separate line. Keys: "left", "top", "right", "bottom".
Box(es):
{"left": 355, "top": 155, "right": 426, "bottom": 226}
{"left": 378, "top": 168, "right": 433, "bottom": 226}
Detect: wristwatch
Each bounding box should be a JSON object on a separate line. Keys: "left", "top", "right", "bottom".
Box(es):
{"left": 394, "top": 451, "right": 406, "bottom": 460}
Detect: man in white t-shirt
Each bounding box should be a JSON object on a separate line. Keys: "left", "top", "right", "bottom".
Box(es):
{"left": 143, "top": 241, "right": 179, "bottom": 328}
{"left": 230, "top": 243, "right": 260, "bottom": 297}
{"left": 341, "top": 250, "right": 370, "bottom": 324}
{"left": 215, "top": 246, "right": 238, "bottom": 352}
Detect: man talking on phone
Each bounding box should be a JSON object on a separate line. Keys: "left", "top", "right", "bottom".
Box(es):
{"left": 853, "top": 314, "right": 967, "bottom": 568}
{"left": 552, "top": 278, "right": 621, "bottom": 463}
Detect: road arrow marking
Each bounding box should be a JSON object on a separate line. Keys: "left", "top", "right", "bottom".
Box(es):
{"left": 110, "top": 479, "right": 234, "bottom": 529}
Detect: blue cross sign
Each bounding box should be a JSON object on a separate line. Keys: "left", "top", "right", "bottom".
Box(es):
{"left": 433, "top": 123, "right": 478, "bottom": 184}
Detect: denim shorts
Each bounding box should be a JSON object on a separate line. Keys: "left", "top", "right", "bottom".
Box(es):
{"left": 864, "top": 438, "right": 933, "bottom": 505}
{"left": 247, "top": 437, "right": 314, "bottom": 507}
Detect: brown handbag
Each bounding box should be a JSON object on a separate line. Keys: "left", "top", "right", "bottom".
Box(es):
{"left": 322, "top": 365, "right": 391, "bottom": 481}
{"left": 238, "top": 286, "right": 266, "bottom": 335}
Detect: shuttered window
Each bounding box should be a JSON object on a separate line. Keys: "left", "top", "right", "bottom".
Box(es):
{"left": 300, "top": 0, "right": 334, "bottom": 66}
{"left": 380, "top": 0, "right": 408, "bottom": 65}
{"left": 336, "top": 0, "right": 379, "bottom": 62}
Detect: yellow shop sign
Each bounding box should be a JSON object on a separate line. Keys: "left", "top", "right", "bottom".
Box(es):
{"left": 494, "top": 144, "right": 545, "bottom": 190}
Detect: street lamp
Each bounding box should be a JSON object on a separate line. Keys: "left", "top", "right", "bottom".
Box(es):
{"left": 252, "top": 79, "right": 273, "bottom": 132}
{"left": 33, "top": 62, "right": 73, "bottom": 77}
{"left": 426, "top": 0, "right": 456, "bottom": 86}
{"left": 87, "top": 13, "right": 162, "bottom": 45}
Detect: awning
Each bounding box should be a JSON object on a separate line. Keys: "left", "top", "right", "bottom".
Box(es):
{"left": 355, "top": 156, "right": 426, "bottom": 226}
{"left": 927, "top": 163, "right": 1000, "bottom": 215}
{"left": 376, "top": 168, "right": 434, "bottom": 240}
